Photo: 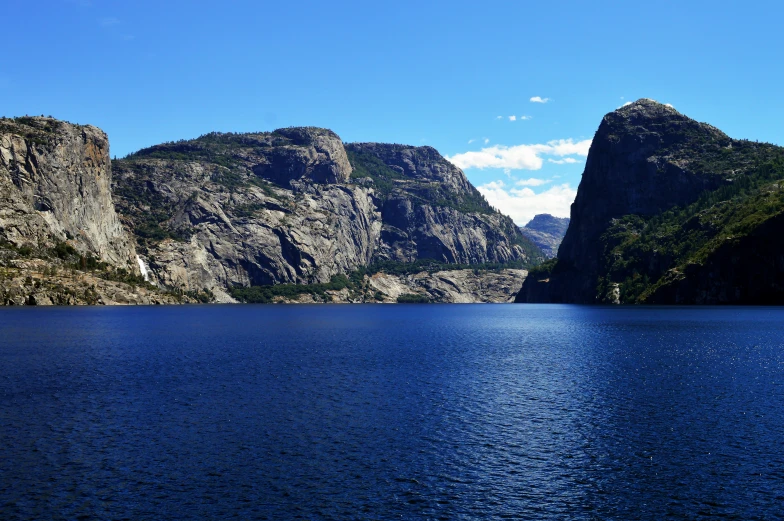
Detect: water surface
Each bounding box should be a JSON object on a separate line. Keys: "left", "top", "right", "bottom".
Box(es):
{"left": 1, "top": 305, "right": 783, "bottom": 519}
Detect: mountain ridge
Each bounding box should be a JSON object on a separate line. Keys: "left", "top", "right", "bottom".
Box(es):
{"left": 1, "top": 117, "right": 543, "bottom": 304}
{"left": 517, "top": 99, "right": 784, "bottom": 304}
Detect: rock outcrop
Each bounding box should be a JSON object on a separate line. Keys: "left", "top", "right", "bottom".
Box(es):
{"left": 519, "top": 214, "right": 569, "bottom": 258}
{"left": 367, "top": 268, "right": 527, "bottom": 303}
{"left": 112, "top": 129, "right": 541, "bottom": 301}
{"left": 259, "top": 269, "right": 528, "bottom": 304}
{"left": 517, "top": 99, "right": 784, "bottom": 304}
{"left": 0, "top": 117, "right": 136, "bottom": 268}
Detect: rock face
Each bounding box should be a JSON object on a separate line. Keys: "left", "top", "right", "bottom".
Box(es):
{"left": 347, "top": 143, "right": 530, "bottom": 266}
{"left": 518, "top": 98, "right": 784, "bottom": 304}
{"left": 0, "top": 117, "right": 540, "bottom": 305}
{"left": 0, "top": 117, "right": 136, "bottom": 268}
{"left": 112, "top": 129, "right": 540, "bottom": 301}
{"left": 368, "top": 269, "right": 527, "bottom": 303}
{"left": 263, "top": 269, "right": 528, "bottom": 304}
{"left": 519, "top": 214, "right": 569, "bottom": 258}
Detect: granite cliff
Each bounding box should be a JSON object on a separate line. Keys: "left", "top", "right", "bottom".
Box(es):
{"left": 112, "top": 129, "right": 541, "bottom": 302}
{"left": 0, "top": 116, "right": 541, "bottom": 305}
{"left": 519, "top": 214, "right": 569, "bottom": 258}
{"left": 518, "top": 99, "right": 784, "bottom": 304}
{"left": 0, "top": 117, "right": 184, "bottom": 304}
{"left": 1, "top": 117, "right": 136, "bottom": 267}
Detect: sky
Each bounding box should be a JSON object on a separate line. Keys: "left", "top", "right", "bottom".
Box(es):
{"left": 3, "top": 0, "right": 784, "bottom": 225}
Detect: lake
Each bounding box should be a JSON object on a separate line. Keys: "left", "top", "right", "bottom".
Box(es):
{"left": 1, "top": 305, "right": 783, "bottom": 520}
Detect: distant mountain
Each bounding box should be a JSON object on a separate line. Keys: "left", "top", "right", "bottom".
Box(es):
{"left": 517, "top": 99, "right": 784, "bottom": 304}
{"left": 519, "top": 214, "right": 570, "bottom": 258}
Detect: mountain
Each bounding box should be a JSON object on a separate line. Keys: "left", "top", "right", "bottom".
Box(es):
{"left": 517, "top": 99, "right": 784, "bottom": 304}
{"left": 0, "top": 117, "right": 186, "bottom": 304}
{"left": 111, "top": 128, "right": 542, "bottom": 302}
{"left": 0, "top": 119, "right": 543, "bottom": 305}
{"left": 519, "top": 214, "right": 570, "bottom": 258}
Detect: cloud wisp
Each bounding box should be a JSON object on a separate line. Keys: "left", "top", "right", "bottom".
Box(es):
{"left": 478, "top": 180, "right": 575, "bottom": 226}
{"left": 516, "top": 178, "right": 551, "bottom": 187}
{"left": 447, "top": 138, "right": 591, "bottom": 171}
{"left": 548, "top": 157, "right": 578, "bottom": 165}
{"left": 530, "top": 96, "right": 551, "bottom": 104}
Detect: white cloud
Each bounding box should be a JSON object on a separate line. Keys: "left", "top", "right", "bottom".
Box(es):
{"left": 548, "top": 157, "right": 579, "bottom": 165}
{"left": 478, "top": 180, "right": 576, "bottom": 225}
{"left": 483, "top": 138, "right": 490, "bottom": 144}
{"left": 519, "top": 115, "right": 532, "bottom": 120}
{"left": 446, "top": 138, "right": 591, "bottom": 171}
{"left": 468, "top": 139, "right": 475, "bottom": 144}
{"left": 509, "top": 115, "right": 516, "bottom": 121}
{"left": 530, "top": 96, "right": 551, "bottom": 104}
{"left": 516, "top": 178, "right": 551, "bottom": 187}
{"left": 496, "top": 116, "right": 503, "bottom": 120}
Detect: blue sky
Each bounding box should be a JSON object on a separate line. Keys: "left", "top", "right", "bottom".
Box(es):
{"left": 3, "top": 0, "right": 784, "bottom": 225}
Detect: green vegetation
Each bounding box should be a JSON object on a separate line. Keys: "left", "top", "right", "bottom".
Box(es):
{"left": 0, "top": 117, "right": 60, "bottom": 146}
{"left": 396, "top": 293, "right": 430, "bottom": 303}
{"left": 525, "top": 258, "right": 558, "bottom": 280}
{"left": 595, "top": 143, "right": 784, "bottom": 303}
{"left": 124, "top": 142, "right": 239, "bottom": 170}
{"left": 229, "top": 273, "right": 358, "bottom": 303}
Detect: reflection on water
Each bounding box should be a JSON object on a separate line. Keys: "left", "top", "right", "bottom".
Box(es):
{"left": 1, "top": 305, "right": 783, "bottom": 519}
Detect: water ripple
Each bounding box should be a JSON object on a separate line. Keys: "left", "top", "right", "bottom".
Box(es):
{"left": 1, "top": 305, "right": 783, "bottom": 519}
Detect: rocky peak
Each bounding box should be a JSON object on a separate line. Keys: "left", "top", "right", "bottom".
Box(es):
{"left": 270, "top": 127, "right": 353, "bottom": 184}
{"left": 601, "top": 99, "right": 729, "bottom": 157}
{"left": 346, "top": 142, "right": 474, "bottom": 194}
{"left": 528, "top": 99, "right": 739, "bottom": 302}
{"left": 523, "top": 214, "right": 570, "bottom": 235}
{"left": 519, "top": 214, "right": 570, "bottom": 259}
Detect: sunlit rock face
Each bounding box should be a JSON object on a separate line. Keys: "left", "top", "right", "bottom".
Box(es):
{"left": 0, "top": 116, "right": 136, "bottom": 268}
{"left": 112, "top": 129, "right": 540, "bottom": 301}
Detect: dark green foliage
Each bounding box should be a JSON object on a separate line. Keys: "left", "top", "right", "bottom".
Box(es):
{"left": 125, "top": 142, "right": 238, "bottom": 170}
{"left": 53, "top": 241, "right": 77, "bottom": 259}
{"left": 396, "top": 293, "right": 430, "bottom": 303}
{"left": 526, "top": 258, "right": 558, "bottom": 280}
{"left": 184, "top": 288, "right": 215, "bottom": 303}
{"left": 229, "top": 274, "right": 353, "bottom": 303}
{"left": 0, "top": 118, "right": 53, "bottom": 146}
{"left": 598, "top": 145, "right": 784, "bottom": 303}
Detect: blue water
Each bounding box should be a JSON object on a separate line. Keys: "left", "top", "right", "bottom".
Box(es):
{"left": 1, "top": 305, "right": 783, "bottom": 520}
